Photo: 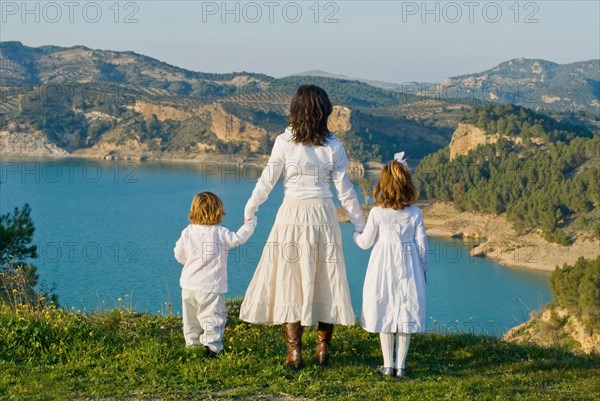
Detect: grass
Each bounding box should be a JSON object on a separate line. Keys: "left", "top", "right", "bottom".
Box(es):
{"left": 1, "top": 298, "right": 599, "bottom": 401}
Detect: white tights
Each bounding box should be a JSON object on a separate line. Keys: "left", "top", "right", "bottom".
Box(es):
{"left": 379, "top": 332, "right": 411, "bottom": 369}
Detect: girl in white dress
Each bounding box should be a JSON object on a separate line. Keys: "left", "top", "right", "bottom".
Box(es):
{"left": 353, "top": 152, "right": 428, "bottom": 379}
{"left": 240, "top": 85, "right": 366, "bottom": 368}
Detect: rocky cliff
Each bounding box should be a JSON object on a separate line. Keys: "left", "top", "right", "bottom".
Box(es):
{"left": 448, "top": 123, "right": 493, "bottom": 160}
{"left": 448, "top": 123, "right": 531, "bottom": 160}
{"left": 1, "top": 95, "right": 369, "bottom": 164}
{"left": 328, "top": 105, "right": 352, "bottom": 134}
{"left": 0, "top": 126, "right": 69, "bottom": 157}
{"left": 504, "top": 305, "right": 600, "bottom": 354}
{"left": 197, "top": 103, "right": 267, "bottom": 152}
{"left": 133, "top": 101, "right": 193, "bottom": 122}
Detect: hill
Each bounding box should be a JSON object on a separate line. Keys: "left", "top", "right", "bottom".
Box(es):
{"left": 2, "top": 42, "right": 598, "bottom": 165}
{"left": 294, "top": 57, "right": 600, "bottom": 115}
{"left": 505, "top": 256, "right": 600, "bottom": 354}
{"left": 1, "top": 298, "right": 599, "bottom": 401}
{"left": 423, "top": 58, "right": 600, "bottom": 116}
{"left": 414, "top": 104, "right": 600, "bottom": 246}
{"left": 0, "top": 41, "right": 274, "bottom": 98}
{"left": 0, "top": 41, "right": 459, "bottom": 163}
{"left": 292, "top": 69, "right": 414, "bottom": 91}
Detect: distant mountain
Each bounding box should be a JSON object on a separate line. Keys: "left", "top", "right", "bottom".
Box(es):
{"left": 0, "top": 41, "right": 456, "bottom": 163}
{"left": 292, "top": 70, "right": 414, "bottom": 91}
{"left": 294, "top": 70, "right": 351, "bottom": 80}
{"left": 425, "top": 58, "right": 600, "bottom": 115}
{"left": 0, "top": 40, "right": 274, "bottom": 100}
{"left": 1, "top": 42, "right": 597, "bottom": 164}
{"left": 0, "top": 41, "right": 430, "bottom": 108}
{"left": 295, "top": 59, "right": 600, "bottom": 116}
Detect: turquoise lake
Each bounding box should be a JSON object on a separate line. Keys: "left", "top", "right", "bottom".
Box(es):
{"left": 0, "top": 158, "right": 552, "bottom": 334}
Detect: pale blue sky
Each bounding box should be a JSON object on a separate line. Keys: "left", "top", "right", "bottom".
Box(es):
{"left": 1, "top": 0, "right": 598, "bottom": 82}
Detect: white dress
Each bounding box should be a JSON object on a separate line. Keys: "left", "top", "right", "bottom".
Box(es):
{"left": 353, "top": 206, "right": 428, "bottom": 333}
{"left": 239, "top": 128, "right": 366, "bottom": 326}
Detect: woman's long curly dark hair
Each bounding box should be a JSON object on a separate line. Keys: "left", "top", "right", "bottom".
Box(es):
{"left": 289, "top": 84, "right": 333, "bottom": 146}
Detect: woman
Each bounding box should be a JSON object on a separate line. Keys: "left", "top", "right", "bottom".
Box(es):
{"left": 240, "top": 84, "right": 366, "bottom": 368}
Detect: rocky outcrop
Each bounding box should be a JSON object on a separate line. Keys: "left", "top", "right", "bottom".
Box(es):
{"left": 504, "top": 306, "right": 600, "bottom": 354}
{"left": 448, "top": 123, "right": 496, "bottom": 160}
{"left": 448, "top": 123, "right": 530, "bottom": 160}
{"left": 421, "top": 202, "right": 600, "bottom": 271}
{"left": 196, "top": 103, "right": 267, "bottom": 151}
{"left": 0, "top": 129, "right": 69, "bottom": 157}
{"left": 328, "top": 105, "right": 352, "bottom": 134}
{"left": 133, "top": 101, "right": 193, "bottom": 122}
{"left": 71, "top": 123, "right": 158, "bottom": 160}
{"left": 130, "top": 101, "right": 272, "bottom": 153}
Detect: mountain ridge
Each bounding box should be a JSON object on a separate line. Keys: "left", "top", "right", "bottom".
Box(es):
{"left": 3, "top": 41, "right": 598, "bottom": 105}
{"left": 1, "top": 41, "right": 598, "bottom": 165}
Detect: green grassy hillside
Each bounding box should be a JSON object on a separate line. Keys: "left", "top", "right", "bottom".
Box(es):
{"left": 1, "top": 298, "right": 599, "bottom": 401}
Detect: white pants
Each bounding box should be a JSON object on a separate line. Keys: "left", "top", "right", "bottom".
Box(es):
{"left": 182, "top": 289, "right": 226, "bottom": 352}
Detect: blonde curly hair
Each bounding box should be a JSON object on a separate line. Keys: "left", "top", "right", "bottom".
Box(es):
{"left": 189, "top": 192, "right": 224, "bottom": 225}
{"left": 373, "top": 160, "right": 418, "bottom": 210}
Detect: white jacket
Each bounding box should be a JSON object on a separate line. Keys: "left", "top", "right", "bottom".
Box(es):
{"left": 244, "top": 128, "right": 366, "bottom": 232}
{"left": 174, "top": 220, "right": 256, "bottom": 293}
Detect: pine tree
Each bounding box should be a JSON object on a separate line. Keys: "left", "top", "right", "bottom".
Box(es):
{"left": 0, "top": 204, "right": 54, "bottom": 306}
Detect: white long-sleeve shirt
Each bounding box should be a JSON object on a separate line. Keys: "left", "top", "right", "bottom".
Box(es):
{"left": 174, "top": 220, "right": 256, "bottom": 293}
{"left": 244, "top": 128, "right": 366, "bottom": 232}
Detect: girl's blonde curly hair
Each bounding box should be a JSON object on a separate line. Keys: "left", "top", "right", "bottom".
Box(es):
{"left": 373, "top": 160, "right": 418, "bottom": 210}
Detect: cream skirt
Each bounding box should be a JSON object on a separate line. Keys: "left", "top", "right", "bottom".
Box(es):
{"left": 239, "top": 197, "right": 356, "bottom": 326}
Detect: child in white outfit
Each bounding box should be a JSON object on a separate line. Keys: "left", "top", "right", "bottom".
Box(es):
{"left": 353, "top": 152, "right": 428, "bottom": 379}
{"left": 174, "top": 191, "right": 256, "bottom": 356}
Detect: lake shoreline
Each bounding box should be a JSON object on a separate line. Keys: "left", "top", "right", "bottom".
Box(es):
{"left": 5, "top": 154, "right": 595, "bottom": 272}
{"left": 0, "top": 150, "right": 265, "bottom": 165}
{"left": 4, "top": 158, "right": 553, "bottom": 333}
{"left": 420, "top": 202, "right": 600, "bottom": 272}
{"left": 0, "top": 151, "right": 369, "bottom": 174}
{"left": 338, "top": 202, "right": 599, "bottom": 272}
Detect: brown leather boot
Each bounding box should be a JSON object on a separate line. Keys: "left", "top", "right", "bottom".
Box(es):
{"left": 315, "top": 322, "right": 334, "bottom": 366}
{"left": 283, "top": 322, "right": 304, "bottom": 369}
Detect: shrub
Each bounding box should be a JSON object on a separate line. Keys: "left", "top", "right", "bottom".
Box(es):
{"left": 0, "top": 204, "right": 55, "bottom": 308}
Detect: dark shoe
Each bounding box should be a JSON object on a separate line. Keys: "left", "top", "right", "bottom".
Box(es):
{"left": 204, "top": 346, "right": 218, "bottom": 358}
{"left": 283, "top": 322, "right": 304, "bottom": 369}
{"left": 377, "top": 366, "right": 395, "bottom": 376}
{"left": 395, "top": 368, "right": 409, "bottom": 380}
{"left": 315, "top": 322, "right": 334, "bottom": 366}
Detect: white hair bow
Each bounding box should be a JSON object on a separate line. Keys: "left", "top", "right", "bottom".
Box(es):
{"left": 394, "top": 152, "right": 408, "bottom": 167}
